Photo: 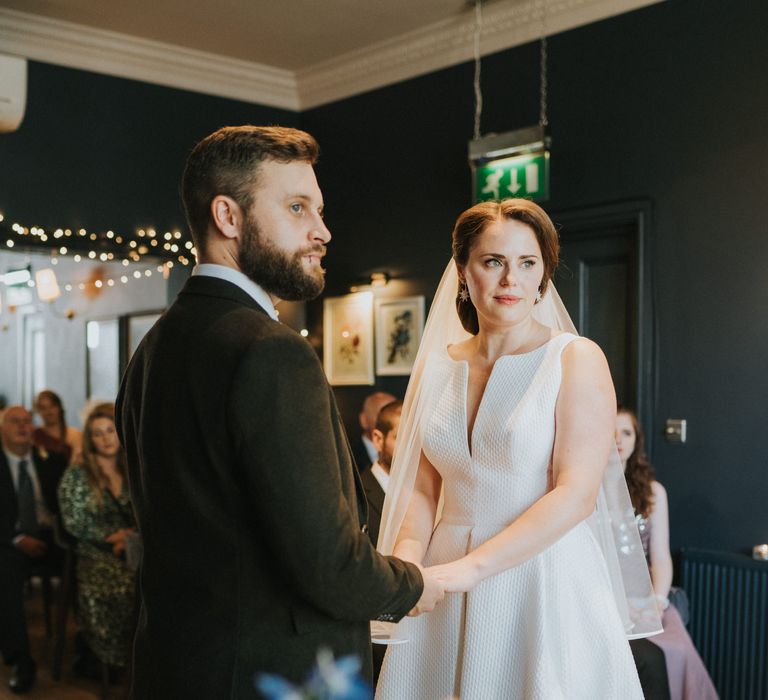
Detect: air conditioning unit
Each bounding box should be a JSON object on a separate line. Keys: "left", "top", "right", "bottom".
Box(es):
{"left": 0, "top": 55, "right": 27, "bottom": 133}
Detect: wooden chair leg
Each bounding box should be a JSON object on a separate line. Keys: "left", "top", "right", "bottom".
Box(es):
{"left": 52, "top": 550, "right": 75, "bottom": 680}
{"left": 41, "top": 573, "right": 53, "bottom": 638}
{"left": 101, "top": 659, "right": 110, "bottom": 700}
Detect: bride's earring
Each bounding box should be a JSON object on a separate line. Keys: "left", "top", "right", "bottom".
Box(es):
{"left": 458, "top": 281, "right": 470, "bottom": 303}
{"left": 535, "top": 289, "right": 542, "bottom": 304}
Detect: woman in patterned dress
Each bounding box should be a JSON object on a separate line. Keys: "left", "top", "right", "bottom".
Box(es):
{"left": 58, "top": 403, "right": 136, "bottom": 672}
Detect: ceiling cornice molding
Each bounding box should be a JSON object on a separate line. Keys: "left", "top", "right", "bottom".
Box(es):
{"left": 297, "top": 0, "right": 663, "bottom": 109}
{"left": 0, "top": 7, "right": 300, "bottom": 110}
{"left": 0, "top": 0, "right": 663, "bottom": 112}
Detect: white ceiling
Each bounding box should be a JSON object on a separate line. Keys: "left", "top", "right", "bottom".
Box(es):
{"left": 0, "top": 0, "right": 663, "bottom": 109}
{"left": 0, "top": 0, "right": 480, "bottom": 70}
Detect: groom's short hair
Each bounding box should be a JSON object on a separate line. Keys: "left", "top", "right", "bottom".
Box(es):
{"left": 181, "top": 125, "right": 319, "bottom": 255}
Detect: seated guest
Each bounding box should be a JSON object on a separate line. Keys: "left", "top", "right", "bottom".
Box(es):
{"left": 361, "top": 399, "right": 402, "bottom": 685}
{"left": 361, "top": 400, "right": 402, "bottom": 546}
{"left": 617, "top": 408, "right": 718, "bottom": 700}
{"left": 353, "top": 391, "right": 396, "bottom": 473}
{"left": 58, "top": 404, "right": 136, "bottom": 678}
{"left": 0, "top": 405, "right": 67, "bottom": 694}
{"left": 33, "top": 390, "right": 82, "bottom": 466}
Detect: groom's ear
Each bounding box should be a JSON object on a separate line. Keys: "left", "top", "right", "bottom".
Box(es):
{"left": 210, "top": 195, "right": 243, "bottom": 241}
{"left": 371, "top": 428, "right": 384, "bottom": 454}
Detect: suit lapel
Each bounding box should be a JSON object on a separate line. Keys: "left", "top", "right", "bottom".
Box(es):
{"left": 368, "top": 479, "right": 385, "bottom": 518}
{"left": 327, "top": 389, "right": 368, "bottom": 530}
{"left": 349, "top": 441, "right": 368, "bottom": 528}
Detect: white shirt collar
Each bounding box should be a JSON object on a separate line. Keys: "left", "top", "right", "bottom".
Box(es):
{"left": 3, "top": 448, "right": 32, "bottom": 469}
{"left": 370, "top": 461, "right": 390, "bottom": 493}
{"left": 193, "top": 264, "right": 278, "bottom": 321}
{"left": 362, "top": 435, "right": 378, "bottom": 464}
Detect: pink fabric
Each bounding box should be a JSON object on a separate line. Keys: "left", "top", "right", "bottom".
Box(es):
{"left": 652, "top": 605, "right": 719, "bottom": 700}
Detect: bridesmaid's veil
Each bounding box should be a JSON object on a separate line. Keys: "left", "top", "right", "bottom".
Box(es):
{"left": 376, "top": 259, "right": 663, "bottom": 639}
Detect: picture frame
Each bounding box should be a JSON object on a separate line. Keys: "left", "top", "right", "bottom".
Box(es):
{"left": 374, "top": 296, "right": 425, "bottom": 376}
{"left": 323, "top": 292, "right": 374, "bottom": 386}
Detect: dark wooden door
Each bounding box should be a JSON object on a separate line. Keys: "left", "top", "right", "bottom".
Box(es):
{"left": 553, "top": 201, "right": 654, "bottom": 440}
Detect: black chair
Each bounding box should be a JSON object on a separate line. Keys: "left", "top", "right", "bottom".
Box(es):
{"left": 51, "top": 516, "right": 110, "bottom": 700}
{"left": 26, "top": 559, "right": 54, "bottom": 638}
{"left": 51, "top": 515, "right": 76, "bottom": 681}
{"left": 24, "top": 526, "right": 66, "bottom": 638}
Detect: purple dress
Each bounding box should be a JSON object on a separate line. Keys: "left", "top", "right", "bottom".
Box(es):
{"left": 637, "top": 514, "right": 719, "bottom": 700}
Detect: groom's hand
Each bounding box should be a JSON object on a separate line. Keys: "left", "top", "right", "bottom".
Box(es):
{"left": 408, "top": 566, "right": 445, "bottom": 616}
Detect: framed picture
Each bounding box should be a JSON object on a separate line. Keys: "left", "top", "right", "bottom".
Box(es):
{"left": 323, "top": 292, "right": 374, "bottom": 385}
{"left": 375, "top": 296, "right": 425, "bottom": 376}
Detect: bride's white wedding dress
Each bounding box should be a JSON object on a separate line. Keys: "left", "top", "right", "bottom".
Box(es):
{"left": 375, "top": 333, "right": 643, "bottom": 700}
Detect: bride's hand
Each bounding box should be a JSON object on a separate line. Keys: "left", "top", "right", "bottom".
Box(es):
{"left": 426, "top": 557, "right": 481, "bottom": 593}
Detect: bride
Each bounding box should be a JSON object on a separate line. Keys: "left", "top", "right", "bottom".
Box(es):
{"left": 374, "top": 199, "right": 661, "bottom": 699}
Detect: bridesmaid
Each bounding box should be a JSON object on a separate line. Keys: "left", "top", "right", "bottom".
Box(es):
{"left": 33, "top": 390, "right": 82, "bottom": 465}
{"left": 617, "top": 408, "right": 718, "bottom": 700}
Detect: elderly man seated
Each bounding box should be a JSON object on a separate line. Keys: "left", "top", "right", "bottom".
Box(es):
{"left": 0, "top": 405, "right": 67, "bottom": 694}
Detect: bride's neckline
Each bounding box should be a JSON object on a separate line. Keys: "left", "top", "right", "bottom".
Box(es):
{"left": 444, "top": 331, "right": 568, "bottom": 365}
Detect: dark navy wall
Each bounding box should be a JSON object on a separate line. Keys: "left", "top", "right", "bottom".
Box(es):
{"left": 304, "top": 0, "right": 768, "bottom": 554}
{"left": 1, "top": 0, "right": 765, "bottom": 555}
{"left": 0, "top": 61, "right": 298, "bottom": 236}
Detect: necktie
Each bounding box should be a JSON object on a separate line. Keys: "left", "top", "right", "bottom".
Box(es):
{"left": 16, "top": 459, "right": 38, "bottom": 534}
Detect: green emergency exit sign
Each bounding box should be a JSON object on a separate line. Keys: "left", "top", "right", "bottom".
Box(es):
{"left": 474, "top": 152, "right": 549, "bottom": 203}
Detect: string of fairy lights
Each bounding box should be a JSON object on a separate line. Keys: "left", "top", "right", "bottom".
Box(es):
{"left": 1, "top": 211, "right": 196, "bottom": 265}
{"left": 0, "top": 209, "right": 197, "bottom": 302}
{"left": 0, "top": 212, "right": 201, "bottom": 310}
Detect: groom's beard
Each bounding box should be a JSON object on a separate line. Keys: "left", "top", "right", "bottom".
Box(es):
{"left": 238, "top": 214, "right": 326, "bottom": 301}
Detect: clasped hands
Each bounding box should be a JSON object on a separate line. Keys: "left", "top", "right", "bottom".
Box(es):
{"left": 407, "top": 556, "right": 481, "bottom": 616}
{"left": 105, "top": 527, "right": 135, "bottom": 555}
{"left": 16, "top": 529, "right": 135, "bottom": 557}
{"left": 15, "top": 534, "right": 48, "bottom": 558}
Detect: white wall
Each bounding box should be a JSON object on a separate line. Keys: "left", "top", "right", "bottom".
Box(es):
{"left": 0, "top": 249, "right": 167, "bottom": 427}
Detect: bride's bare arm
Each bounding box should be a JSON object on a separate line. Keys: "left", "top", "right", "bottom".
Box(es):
{"left": 428, "top": 338, "right": 615, "bottom": 591}
{"left": 391, "top": 451, "right": 442, "bottom": 565}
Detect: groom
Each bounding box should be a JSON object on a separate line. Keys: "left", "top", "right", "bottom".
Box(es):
{"left": 116, "top": 126, "right": 441, "bottom": 699}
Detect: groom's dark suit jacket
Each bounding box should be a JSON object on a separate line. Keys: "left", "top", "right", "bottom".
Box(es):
{"left": 116, "top": 275, "right": 422, "bottom": 699}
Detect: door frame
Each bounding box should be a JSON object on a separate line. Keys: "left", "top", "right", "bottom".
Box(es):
{"left": 553, "top": 199, "right": 655, "bottom": 451}
{"left": 21, "top": 310, "right": 46, "bottom": 408}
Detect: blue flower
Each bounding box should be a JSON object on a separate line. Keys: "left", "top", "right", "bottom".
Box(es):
{"left": 255, "top": 649, "right": 371, "bottom": 700}
{"left": 255, "top": 673, "right": 305, "bottom": 700}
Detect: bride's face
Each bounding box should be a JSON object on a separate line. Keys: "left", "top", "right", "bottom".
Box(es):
{"left": 459, "top": 218, "right": 544, "bottom": 329}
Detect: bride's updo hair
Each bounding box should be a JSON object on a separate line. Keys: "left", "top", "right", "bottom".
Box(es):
{"left": 451, "top": 198, "right": 560, "bottom": 334}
